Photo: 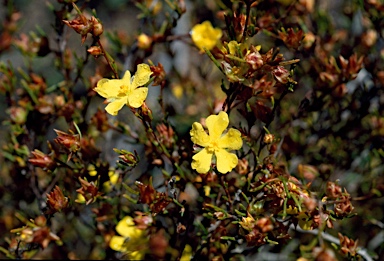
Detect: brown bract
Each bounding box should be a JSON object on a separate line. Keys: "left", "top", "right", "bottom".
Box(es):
{"left": 46, "top": 186, "right": 69, "bottom": 214}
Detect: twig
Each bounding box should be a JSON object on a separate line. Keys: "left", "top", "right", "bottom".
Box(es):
{"left": 291, "top": 224, "right": 374, "bottom": 261}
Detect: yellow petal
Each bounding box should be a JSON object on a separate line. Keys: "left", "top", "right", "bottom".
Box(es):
{"left": 190, "top": 122, "right": 210, "bottom": 147}
{"left": 131, "top": 64, "right": 152, "bottom": 89}
{"left": 215, "top": 149, "right": 238, "bottom": 174}
{"left": 191, "top": 148, "right": 213, "bottom": 174}
{"left": 204, "top": 185, "right": 211, "bottom": 196}
{"left": 116, "top": 216, "right": 134, "bottom": 230}
{"left": 109, "top": 235, "right": 127, "bottom": 252}
{"left": 105, "top": 97, "right": 128, "bottom": 115}
{"left": 95, "top": 78, "right": 125, "bottom": 99}
{"left": 116, "top": 216, "right": 143, "bottom": 238}
{"left": 128, "top": 250, "right": 145, "bottom": 260}
{"left": 76, "top": 193, "right": 86, "bottom": 203}
{"left": 109, "top": 170, "right": 119, "bottom": 185}
{"left": 227, "top": 40, "right": 248, "bottom": 55}
{"left": 228, "top": 41, "right": 239, "bottom": 55}
{"left": 127, "top": 87, "right": 148, "bottom": 108}
{"left": 218, "top": 128, "right": 243, "bottom": 150}
{"left": 298, "top": 219, "right": 313, "bottom": 230}
{"left": 298, "top": 212, "right": 313, "bottom": 230}
{"left": 191, "top": 21, "right": 222, "bottom": 51}
{"left": 121, "top": 70, "right": 132, "bottom": 81}
{"left": 206, "top": 111, "right": 228, "bottom": 141}
{"left": 180, "top": 244, "right": 192, "bottom": 261}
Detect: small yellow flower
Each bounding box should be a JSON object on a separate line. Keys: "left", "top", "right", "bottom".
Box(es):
{"left": 239, "top": 213, "right": 256, "bottom": 231}
{"left": 286, "top": 205, "right": 298, "bottom": 215}
{"left": 297, "top": 212, "right": 313, "bottom": 230}
{"left": 94, "top": 64, "right": 152, "bottom": 116}
{"left": 203, "top": 185, "right": 211, "bottom": 196}
{"left": 191, "top": 21, "right": 222, "bottom": 52}
{"left": 109, "top": 216, "right": 148, "bottom": 260}
{"left": 190, "top": 111, "right": 243, "bottom": 174}
{"left": 171, "top": 84, "right": 183, "bottom": 99}
{"left": 227, "top": 40, "right": 247, "bottom": 55}
{"left": 103, "top": 168, "right": 120, "bottom": 192}
{"left": 180, "top": 244, "right": 192, "bottom": 261}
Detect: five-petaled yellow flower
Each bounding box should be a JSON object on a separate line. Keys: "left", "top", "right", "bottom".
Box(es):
{"left": 109, "top": 216, "right": 148, "bottom": 260}
{"left": 191, "top": 21, "right": 223, "bottom": 52}
{"left": 190, "top": 111, "right": 243, "bottom": 174}
{"left": 94, "top": 64, "right": 152, "bottom": 116}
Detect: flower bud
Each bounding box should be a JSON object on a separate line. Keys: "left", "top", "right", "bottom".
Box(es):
{"left": 150, "top": 62, "right": 166, "bottom": 87}
{"left": 141, "top": 102, "right": 153, "bottom": 121}
{"left": 137, "top": 33, "right": 153, "bottom": 50}
{"left": 114, "top": 148, "right": 140, "bottom": 167}
{"left": 90, "top": 16, "right": 103, "bottom": 37}
{"left": 7, "top": 106, "right": 28, "bottom": 124}
{"left": 278, "top": 28, "right": 304, "bottom": 49}
{"left": 29, "top": 149, "right": 56, "bottom": 170}
{"left": 63, "top": 18, "right": 92, "bottom": 36}
{"left": 361, "top": 29, "right": 377, "bottom": 48}
{"left": 303, "top": 31, "right": 316, "bottom": 49}
{"left": 34, "top": 215, "right": 47, "bottom": 227}
{"left": 46, "top": 186, "right": 69, "bottom": 214}
{"left": 87, "top": 46, "right": 102, "bottom": 57}
{"left": 76, "top": 177, "right": 102, "bottom": 205}
{"left": 54, "top": 129, "right": 80, "bottom": 153}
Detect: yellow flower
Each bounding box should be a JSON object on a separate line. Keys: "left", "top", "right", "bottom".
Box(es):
{"left": 190, "top": 111, "right": 243, "bottom": 174}
{"left": 191, "top": 21, "right": 222, "bottom": 52}
{"left": 203, "top": 185, "right": 211, "bottom": 196}
{"left": 297, "top": 212, "right": 313, "bottom": 230}
{"left": 109, "top": 216, "right": 148, "bottom": 260}
{"left": 286, "top": 205, "right": 298, "bottom": 215}
{"left": 94, "top": 64, "right": 152, "bottom": 116}
{"left": 76, "top": 193, "right": 86, "bottom": 204}
{"left": 239, "top": 214, "right": 256, "bottom": 231}
{"left": 103, "top": 168, "right": 120, "bottom": 192}
{"left": 227, "top": 40, "right": 248, "bottom": 56}
{"left": 180, "top": 244, "right": 192, "bottom": 261}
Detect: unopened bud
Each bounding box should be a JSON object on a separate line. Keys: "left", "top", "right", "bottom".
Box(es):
{"left": 29, "top": 149, "right": 56, "bottom": 170}
{"left": 137, "top": 33, "right": 153, "bottom": 50}
{"left": 34, "top": 216, "right": 47, "bottom": 227}
{"left": 141, "top": 102, "right": 153, "bottom": 121}
{"left": 114, "top": 148, "right": 140, "bottom": 167}
{"left": 87, "top": 46, "right": 102, "bottom": 57}
{"left": 303, "top": 31, "right": 316, "bottom": 49}
{"left": 54, "top": 129, "right": 80, "bottom": 153}
{"left": 91, "top": 17, "right": 103, "bottom": 37}
{"left": 7, "top": 106, "right": 28, "bottom": 124}
{"left": 46, "top": 186, "right": 69, "bottom": 214}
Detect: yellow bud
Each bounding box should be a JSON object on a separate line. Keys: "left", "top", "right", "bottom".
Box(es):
{"left": 137, "top": 33, "right": 153, "bottom": 50}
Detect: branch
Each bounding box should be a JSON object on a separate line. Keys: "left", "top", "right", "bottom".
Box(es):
{"left": 290, "top": 224, "right": 374, "bottom": 261}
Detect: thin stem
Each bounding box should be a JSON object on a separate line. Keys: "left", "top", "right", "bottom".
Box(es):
{"left": 257, "top": 89, "right": 289, "bottom": 156}
{"left": 241, "top": 1, "right": 251, "bottom": 42}
{"left": 97, "top": 38, "right": 119, "bottom": 79}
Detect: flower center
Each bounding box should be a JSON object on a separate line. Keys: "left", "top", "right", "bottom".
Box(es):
{"left": 207, "top": 140, "right": 219, "bottom": 153}
{"left": 117, "top": 85, "right": 130, "bottom": 97}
